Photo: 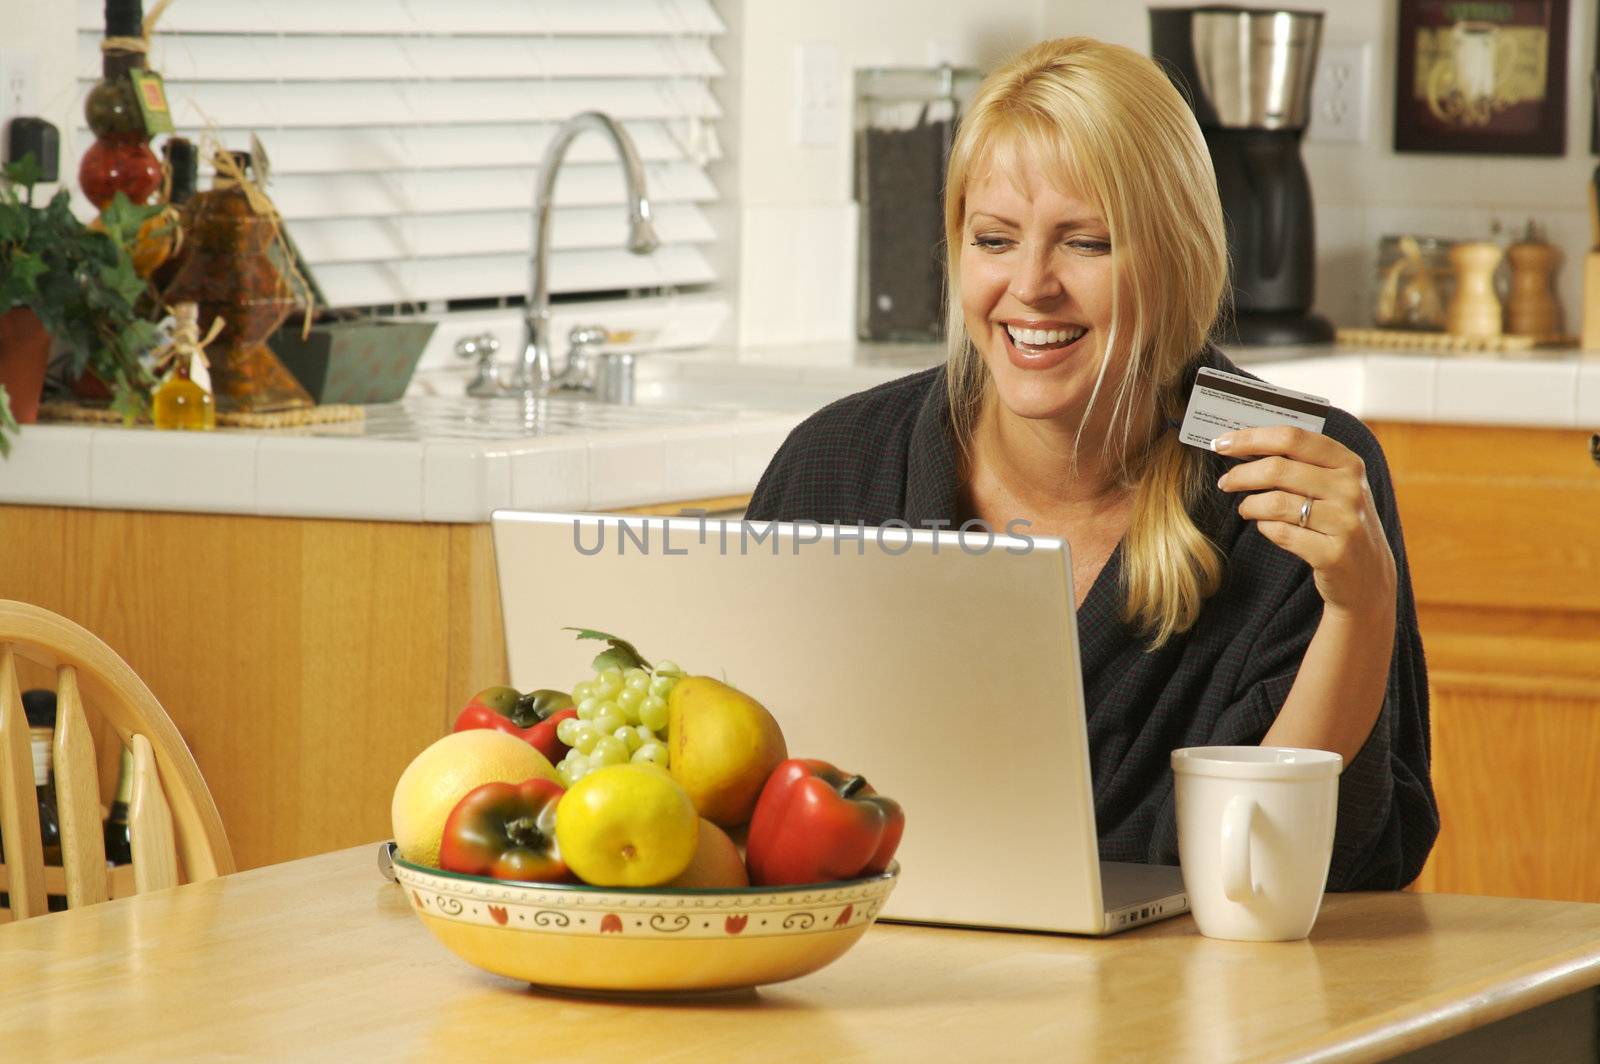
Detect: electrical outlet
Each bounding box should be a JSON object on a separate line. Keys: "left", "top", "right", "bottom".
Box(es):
{"left": 1307, "top": 44, "right": 1369, "bottom": 143}
{"left": 794, "top": 42, "right": 841, "bottom": 148}
{"left": 0, "top": 48, "right": 39, "bottom": 126}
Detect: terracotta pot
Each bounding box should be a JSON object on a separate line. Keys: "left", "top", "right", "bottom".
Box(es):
{"left": 0, "top": 306, "right": 51, "bottom": 424}
{"left": 71, "top": 368, "right": 113, "bottom": 402}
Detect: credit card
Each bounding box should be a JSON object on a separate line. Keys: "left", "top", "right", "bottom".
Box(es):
{"left": 1178, "top": 367, "right": 1329, "bottom": 451}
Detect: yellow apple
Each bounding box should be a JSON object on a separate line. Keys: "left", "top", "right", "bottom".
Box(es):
{"left": 555, "top": 763, "right": 699, "bottom": 887}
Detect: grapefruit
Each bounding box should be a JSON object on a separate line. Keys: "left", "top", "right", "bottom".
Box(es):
{"left": 391, "top": 730, "right": 558, "bottom": 869}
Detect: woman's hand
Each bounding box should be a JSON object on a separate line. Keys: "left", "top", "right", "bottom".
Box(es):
{"left": 1214, "top": 426, "right": 1397, "bottom": 619}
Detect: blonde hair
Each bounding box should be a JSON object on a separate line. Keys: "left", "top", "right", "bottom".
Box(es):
{"left": 943, "top": 37, "right": 1227, "bottom": 647}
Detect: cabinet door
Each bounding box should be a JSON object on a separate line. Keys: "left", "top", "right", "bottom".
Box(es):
{"left": 1372, "top": 423, "right": 1600, "bottom": 901}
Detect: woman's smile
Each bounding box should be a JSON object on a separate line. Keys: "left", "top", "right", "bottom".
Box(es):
{"left": 1000, "top": 319, "right": 1090, "bottom": 371}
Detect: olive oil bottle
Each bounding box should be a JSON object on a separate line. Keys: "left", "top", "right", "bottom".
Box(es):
{"left": 152, "top": 302, "right": 216, "bottom": 430}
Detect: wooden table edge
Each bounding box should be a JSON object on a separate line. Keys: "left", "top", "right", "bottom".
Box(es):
{"left": 1284, "top": 942, "right": 1600, "bottom": 1064}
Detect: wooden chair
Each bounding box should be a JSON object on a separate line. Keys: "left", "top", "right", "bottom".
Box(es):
{"left": 0, "top": 600, "right": 233, "bottom": 921}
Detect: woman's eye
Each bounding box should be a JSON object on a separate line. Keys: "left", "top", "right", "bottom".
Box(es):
{"left": 1068, "top": 239, "right": 1111, "bottom": 254}
{"left": 971, "top": 236, "right": 1012, "bottom": 251}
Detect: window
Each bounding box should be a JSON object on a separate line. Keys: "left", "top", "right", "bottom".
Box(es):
{"left": 73, "top": 0, "right": 728, "bottom": 348}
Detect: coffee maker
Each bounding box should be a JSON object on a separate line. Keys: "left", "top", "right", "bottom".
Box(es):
{"left": 1150, "top": 6, "right": 1334, "bottom": 345}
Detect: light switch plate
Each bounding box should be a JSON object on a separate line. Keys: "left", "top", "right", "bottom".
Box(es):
{"left": 1308, "top": 43, "right": 1369, "bottom": 143}
{"left": 794, "top": 42, "right": 841, "bottom": 148}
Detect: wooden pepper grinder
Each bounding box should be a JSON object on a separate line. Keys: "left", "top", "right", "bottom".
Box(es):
{"left": 1446, "top": 240, "right": 1503, "bottom": 338}
{"left": 1505, "top": 220, "right": 1560, "bottom": 337}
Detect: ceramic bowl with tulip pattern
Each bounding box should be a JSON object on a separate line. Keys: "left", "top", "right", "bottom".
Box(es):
{"left": 386, "top": 843, "right": 899, "bottom": 994}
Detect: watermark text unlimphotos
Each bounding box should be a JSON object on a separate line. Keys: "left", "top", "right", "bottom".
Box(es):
{"left": 571, "top": 515, "right": 1035, "bottom": 557}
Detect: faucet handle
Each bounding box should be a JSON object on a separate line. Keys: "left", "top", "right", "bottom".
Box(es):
{"left": 461, "top": 332, "right": 504, "bottom": 398}
{"left": 568, "top": 324, "right": 608, "bottom": 349}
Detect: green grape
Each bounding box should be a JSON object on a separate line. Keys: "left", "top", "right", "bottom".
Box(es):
{"left": 573, "top": 724, "right": 601, "bottom": 754}
{"left": 614, "top": 726, "right": 644, "bottom": 753}
{"left": 597, "top": 666, "right": 623, "bottom": 695}
{"left": 593, "top": 705, "right": 627, "bottom": 734}
{"left": 632, "top": 742, "right": 669, "bottom": 767}
{"left": 571, "top": 679, "right": 596, "bottom": 703}
{"left": 624, "top": 667, "right": 649, "bottom": 686}
{"left": 639, "top": 694, "right": 669, "bottom": 733}
{"left": 616, "top": 685, "right": 643, "bottom": 711}
{"left": 555, "top": 717, "right": 584, "bottom": 746}
{"left": 576, "top": 696, "right": 599, "bottom": 721}
{"left": 557, "top": 751, "right": 589, "bottom": 787}
{"left": 655, "top": 660, "right": 681, "bottom": 676}
{"left": 590, "top": 735, "right": 628, "bottom": 767}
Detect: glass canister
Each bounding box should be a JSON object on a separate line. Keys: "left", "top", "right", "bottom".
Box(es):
{"left": 1371, "top": 234, "right": 1456, "bottom": 330}
{"left": 854, "top": 65, "right": 981, "bottom": 342}
{"left": 161, "top": 151, "right": 311, "bottom": 412}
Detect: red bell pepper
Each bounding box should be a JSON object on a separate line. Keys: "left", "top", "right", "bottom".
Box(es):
{"left": 439, "top": 776, "right": 572, "bottom": 882}
{"left": 452, "top": 686, "right": 577, "bottom": 762}
{"left": 745, "top": 759, "right": 905, "bottom": 887}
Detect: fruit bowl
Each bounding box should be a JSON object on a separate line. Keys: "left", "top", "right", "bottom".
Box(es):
{"left": 386, "top": 843, "right": 899, "bottom": 995}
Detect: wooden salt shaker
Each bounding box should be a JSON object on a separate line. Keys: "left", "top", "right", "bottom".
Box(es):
{"left": 1505, "top": 238, "right": 1560, "bottom": 337}
{"left": 1446, "top": 241, "right": 1503, "bottom": 338}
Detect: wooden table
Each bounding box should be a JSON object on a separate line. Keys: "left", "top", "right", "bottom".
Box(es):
{"left": 4, "top": 845, "right": 1600, "bottom": 1062}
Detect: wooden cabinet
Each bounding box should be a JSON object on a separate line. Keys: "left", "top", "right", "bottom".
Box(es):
{"left": 0, "top": 496, "right": 747, "bottom": 872}
{"left": 1369, "top": 423, "right": 1600, "bottom": 901}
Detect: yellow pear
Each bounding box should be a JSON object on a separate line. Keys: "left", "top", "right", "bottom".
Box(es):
{"left": 667, "top": 676, "right": 787, "bottom": 828}
{"left": 665, "top": 818, "right": 750, "bottom": 889}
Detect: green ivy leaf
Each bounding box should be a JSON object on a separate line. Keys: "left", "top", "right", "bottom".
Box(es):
{"left": 99, "top": 192, "right": 162, "bottom": 247}
{"left": 98, "top": 260, "right": 146, "bottom": 309}
{"left": 8, "top": 250, "right": 46, "bottom": 294}
{"left": 2, "top": 152, "right": 41, "bottom": 191}
{"left": 562, "top": 627, "right": 653, "bottom": 672}
{"left": 0, "top": 384, "right": 17, "bottom": 458}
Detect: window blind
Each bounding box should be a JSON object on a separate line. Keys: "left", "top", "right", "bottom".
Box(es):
{"left": 73, "top": 0, "right": 727, "bottom": 313}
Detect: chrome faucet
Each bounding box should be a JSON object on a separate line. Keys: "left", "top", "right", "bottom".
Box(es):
{"left": 515, "top": 112, "right": 659, "bottom": 396}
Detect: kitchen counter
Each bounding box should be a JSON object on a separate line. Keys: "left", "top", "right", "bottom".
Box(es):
{"left": 1, "top": 339, "right": 1594, "bottom": 875}
{"left": 0, "top": 342, "right": 1594, "bottom": 522}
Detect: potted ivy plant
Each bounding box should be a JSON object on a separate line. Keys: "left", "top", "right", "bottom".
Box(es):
{"left": 0, "top": 153, "right": 161, "bottom": 457}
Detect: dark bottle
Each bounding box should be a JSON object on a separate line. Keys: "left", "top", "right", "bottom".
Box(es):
{"left": 146, "top": 136, "right": 200, "bottom": 295}
{"left": 103, "top": 745, "right": 134, "bottom": 866}
{"left": 0, "top": 690, "right": 67, "bottom": 913}
{"left": 79, "top": 0, "right": 162, "bottom": 209}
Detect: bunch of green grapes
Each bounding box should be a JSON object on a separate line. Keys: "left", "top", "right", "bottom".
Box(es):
{"left": 554, "top": 660, "right": 682, "bottom": 787}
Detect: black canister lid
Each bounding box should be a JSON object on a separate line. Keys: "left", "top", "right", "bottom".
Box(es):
{"left": 104, "top": 0, "right": 144, "bottom": 38}
{"left": 22, "top": 689, "right": 57, "bottom": 728}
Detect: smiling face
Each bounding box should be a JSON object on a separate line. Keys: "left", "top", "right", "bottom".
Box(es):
{"left": 959, "top": 151, "right": 1119, "bottom": 432}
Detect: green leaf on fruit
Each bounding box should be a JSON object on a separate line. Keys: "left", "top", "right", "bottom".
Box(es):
{"left": 563, "top": 627, "right": 652, "bottom": 672}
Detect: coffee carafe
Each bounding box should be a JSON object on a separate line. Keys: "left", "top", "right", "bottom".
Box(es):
{"left": 1150, "top": 6, "right": 1335, "bottom": 345}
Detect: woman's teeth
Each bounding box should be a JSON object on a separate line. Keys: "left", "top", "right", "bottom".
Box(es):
{"left": 1006, "top": 324, "right": 1086, "bottom": 348}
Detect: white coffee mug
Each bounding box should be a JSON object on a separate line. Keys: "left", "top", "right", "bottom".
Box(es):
{"left": 1171, "top": 746, "right": 1342, "bottom": 942}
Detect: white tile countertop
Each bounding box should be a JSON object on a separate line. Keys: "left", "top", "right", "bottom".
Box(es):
{"left": 0, "top": 341, "right": 1595, "bottom": 523}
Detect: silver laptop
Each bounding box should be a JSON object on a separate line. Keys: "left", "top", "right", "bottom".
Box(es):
{"left": 490, "top": 511, "right": 1187, "bottom": 935}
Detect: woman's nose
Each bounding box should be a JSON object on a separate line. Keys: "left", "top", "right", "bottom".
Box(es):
{"left": 1008, "top": 248, "right": 1062, "bottom": 306}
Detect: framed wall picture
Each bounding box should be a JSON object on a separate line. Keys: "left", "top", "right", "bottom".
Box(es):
{"left": 1394, "top": 0, "right": 1569, "bottom": 155}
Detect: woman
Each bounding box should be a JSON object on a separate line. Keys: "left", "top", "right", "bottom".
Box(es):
{"left": 744, "top": 38, "right": 1437, "bottom": 890}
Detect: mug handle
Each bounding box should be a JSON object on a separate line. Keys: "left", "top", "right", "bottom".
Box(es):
{"left": 1221, "top": 795, "right": 1258, "bottom": 902}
